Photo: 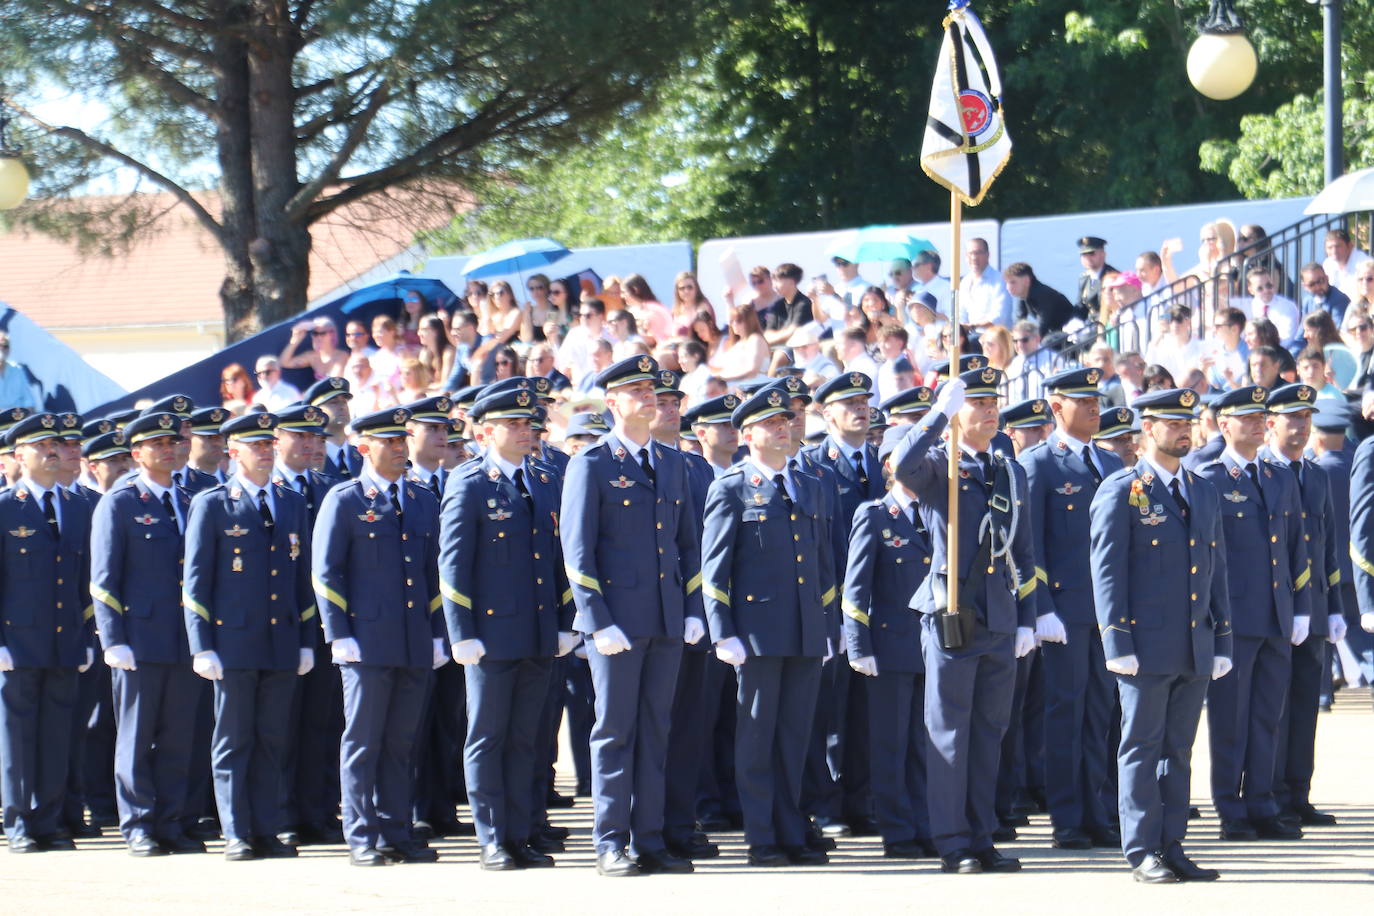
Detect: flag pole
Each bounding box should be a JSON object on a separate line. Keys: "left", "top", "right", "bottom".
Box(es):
{"left": 945, "top": 190, "right": 963, "bottom": 624}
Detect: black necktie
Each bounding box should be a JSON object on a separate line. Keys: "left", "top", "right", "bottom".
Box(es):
{"left": 639, "top": 448, "right": 655, "bottom": 484}
{"left": 1288, "top": 459, "right": 1303, "bottom": 492}
{"left": 430, "top": 472, "right": 443, "bottom": 497}
{"left": 389, "top": 482, "right": 403, "bottom": 519}
{"left": 1169, "top": 478, "right": 1189, "bottom": 519}
{"left": 1082, "top": 445, "right": 1102, "bottom": 484}
{"left": 337, "top": 451, "right": 351, "bottom": 478}
{"left": 294, "top": 474, "right": 307, "bottom": 495}
{"left": 852, "top": 451, "right": 869, "bottom": 489}
{"left": 513, "top": 467, "right": 532, "bottom": 505}
{"left": 41, "top": 490, "right": 58, "bottom": 536}
{"left": 257, "top": 491, "right": 274, "bottom": 528}
{"left": 977, "top": 452, "right": 995, "bottom": 490}
{"left": 161, "top": 491, "right": 178, "bottom": 533}
{"left": 1246, "top": 462, "right": 1268, "bottom": 510}
{"left": 773, "top": 473, "right": 793, "bottom": 509}
{"left": 173, "top": 470, "right": 183, "bottom": 488}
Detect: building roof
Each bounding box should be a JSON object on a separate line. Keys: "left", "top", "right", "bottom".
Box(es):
{"left": 0, "top": 185, "right": 467, "bottom": 330}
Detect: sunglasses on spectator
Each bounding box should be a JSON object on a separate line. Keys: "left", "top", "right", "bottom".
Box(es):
{"left": 1254, "top": 282, "right": 1275, "bottom": 290}
{"left": 221, "top": 376, "right": 238, "bottom": 383}
{"left": 1359, "top": 276, "right": 1374, "bottom": 283}
{"left": 750, "top": 277, "right": 769, "bottom": 286}
{"left": 1012, "top": 336, "right": 1033, "bottom": 343}
{"left": 495, "top": 359, "right": 512, "bottom": 367}
{"left": 255, "top": 369, "right": 276, "bottom": 377}
{"left": 345, "top": 330, "right": 367, "bottom": 338}
{"left": 310, "top": 329, "right": 332, "bottom": 336}
{"left": 578, "top": 311, "right": 594, "bottom": 318}
{"left": 528, "top": 284, "right": 547, "bottom": 291}
{"left": 1351, "top": 323, "right": 1373, "bottom": 332}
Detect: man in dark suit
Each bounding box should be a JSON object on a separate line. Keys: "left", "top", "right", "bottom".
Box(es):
{"left": 1006, "top": 263, "right": 1078, "bottom": 338}
{"left": 1300, "top": 262, "right": 1350, "bottom": 325}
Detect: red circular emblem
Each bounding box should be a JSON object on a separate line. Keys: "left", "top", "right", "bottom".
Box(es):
{"left": 958, "top": 89, "right": 992, "bottom": 137}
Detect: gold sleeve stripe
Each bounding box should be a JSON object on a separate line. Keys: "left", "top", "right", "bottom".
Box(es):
{"left": 89, "top": 584, "right": 124, "bottom": 614}
{"left": 561, "top": 588, "right": 574, "bottom": 607}
{"left": 566, "top": 567, "right": 602, "bottom": 593}
{"left": 300, "top": 604, "right": 317, "bottom": 622}
{"left": 841, "top": 599, "right": 870, "bottom": 627}
{"left": 821, "top": 586, "right": 837, "bottom": 606}
{"left": 685, "top": 572, "right": 703, "bottom": 595}
{"left": 1017, "top": 578, "right": 1037, "bottom": 600}
{"left": 82, "top": 603, "right": 95, "bottom": 622}
{"left": 1034, "top": 566, "right": 1048, "bottom": 584}
{"left": 311, "top": 574, "right": 348, "bottom": 611}
{"left": 429, "top": 594, "right": 442, "bottom": 614}
{"left": 440, "top": 580, "right": 471, "bottom": 610}
{"left": 183, "top": 592, "right": 211, "bottom": 622}
{"left": 1351, "top": 545, "right": 1374, "bottom": 578}
{"left": 704, "top": 584, "right": 730, "bottom": 606}
{"left": 1329, "top": 569, "right": 1341, "bottom": 587}
{"left": 1295, "top": 566, "right": 1311, "bottom": 591}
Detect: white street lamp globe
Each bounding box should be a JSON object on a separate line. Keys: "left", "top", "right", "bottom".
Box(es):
{"left": 1187, "top": 32, "right": 1258, "bottom": 100}
{"left": 0, "top": 156, "right": 28, "bottom": 210}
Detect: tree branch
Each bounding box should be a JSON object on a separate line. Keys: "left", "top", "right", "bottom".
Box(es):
{"left": 110, "top": 36, "right": 219, "bottom": 120}
{"left": 47, "top": 0, "right": 215, "bottom": 65}
{"left": 286, "top": 79, "right": 390, "bottom": 220}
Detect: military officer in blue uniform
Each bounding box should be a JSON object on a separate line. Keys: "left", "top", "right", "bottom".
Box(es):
{"left": 1018, "top": 368, "right": 1123, "bottom": 851}
{"left": 0, "top": 408, "right": 30, "bottom": 491}
{"left": 1000, "top": 398, "right": 1052, "bottom": 455}
{"left": 842, "top": 425, "right": 935, "bottom": 859}
{"left": 1349, "top": 410, "right": 1374, "bottom": 690}
{"left": 879, "top": 386, "right": 934, "bottom": 427}
{"left": 701, "top": 387, "right": 833, "bottom": 867}
{"left": 187, "top": 407, "right": 230, "bottom": 484}
{"left": 560, "top": 355, "right": 703, "bottom": 877}
{"left": 440, "top": 386, "right": 574, "bottom": 870}
{"left": 889, "top": 367, "right": 1038, "bottom": 874}
{"left": 303, "top": 377, "right": 362, "bottom": 479}
{"left": 182, "top": 412, "right": 316, "bottom": 861}
{"left": 1093, "top": 407, "right": 1140, "bottom": 467}
{"left": 90, "top": 413, "right": 203, "bottom": 856}
{"left": 800, "top": 371, "right": 881, "bottom": 838}
{"left": 1311, "top": 407, "right": 1361, "bottom": 704}
{"left": 312, "top": 407, "right": 447, "bottom": 866}
{"left": 140, "top": 396, "right": 215, "bottom": 494}
{"left": 1089, "top": 388, "right": 1231, "bottom": 883}
{"left": 0, "top": 412, "right": 95, "bottom": 852}
{"left": 1260, "top": 385, "right": 1345, "bottom": 827}
{"left": 1195, "top": 385, "right": 1308, "bottom": 842}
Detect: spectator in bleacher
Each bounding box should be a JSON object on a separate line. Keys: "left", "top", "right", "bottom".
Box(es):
{"left": 622, "top": 273, "right": 673, "bottom": 345}
{"left": 830, "top": 256, "right": 870, "bottom": 308}
{"left": 1323, "top": 228, "right": 1373, "bottom": 299}
{"left": 442, "top": 310, "right": 483, "bottom": 391}
{"left": 417, "top": 315, "right": 454, "bottom": 388}
{"left": 1243, "top": 316, "right": 1282, "bottom": 356}
{"left": 1005, "top": 319, "right": 1054, "bottom": 398}
{"left": 858, "top": 287, "right": 900, "bottom": 339}
{"left": 1243, "top": 265, "right": 1300, "bottom": 343}
{"left": 1142, "top": 363, "right": 1176, "bottom": 392}
{"left": 1300, "top": 262, "right": 1350, "bottom": 325}
{"left": 786, "top": 326, "right": 841, "bottom": 387}
{"left": 1247, "top": 345, "right": 1284, "bottom": 389}
{"left": 525, "top": 273, "right": 564, "bottom": 339}
{"left": 711, "top": 303, "right": 770, "bottom": 383}
{"left": 490, "top": 345, "right": 520, "bottom": 381}
{"left": 1301, "top": 310, "right": 1343, "bottom": 352}
{"left": 885, "top": 257, "right": 917, "bottom": 307}
{"left": 1161, "top": 219, "right": 1236, "bottom": 287}
{"left": 846, "top": 304, "right": 875, "bottom": 347}
{"left": 219, "top": 362, "right": 256, "bottom": 409}
{"left": 1135, "top": 250, "right": 1165, "bottom": 296}
{"left": 1106, "top": 271, "right": 1149, "bottom": 353}
{"left": 1236, "top": 224, "right": 1291, "bottom": 298}
{"left": 557, "top": 297, "right": 611, "bottom": 386}
{"left": 397, "top": 357, "right": 432, "bottom": 403}
{"left": 960, "top": 236, "right": 1012, "bottom": 330}
{"left": 369, "top": 314, "right": 415, "bottom": 388}
{"left": 549, "top": 277, "right": 579, "bottom": 330}
{"left": 399, "top": 289, "right": 429, "bottom": 347}
{"left": 670, "top": 271, "right": 716, "bottom": 335}
{"left": 1076, "top": 235, "right": 1115, "bottom": 320}
{"left": 463, "top": 279, "right": 489, "bottom": 314}
{"left": 344, "top": 352, "right": 397, "bottom": 413}
{"left": 875, "top": 325, "right": 911, "bottom": 403}
{"left": 523, "top": 343, "right": 571, "bottom": 395}
{"left": 250, "top": 355, "right": 302, "bottom": 411}
{"left": 911, "top": 248, "right": 953, "bottom": 316}
{"left": 678, "top": 340, "right": 712, "bottom": 403}
{"left": 598, "top": 275, "right": 626, "bottom": 312}
{"left": 1115, "top": 351, "right": 1147, "bottom": 403}
{"left": 689, "top": 308, "right": 727, "bottom": 364}
{"left": 574, "top": 339, "right": 614, "bottom": 394}
{"left": 761, "top": 263, "right": 815, "bottom": 346}
{"left": 474, "top": 281, "right": 525, "bottom": 369}
{"left": 607, "top": 309, "right": 646, "bottom": 350}
{"left": 1341, "top": 259, "right": 1374, "bottom": 337}
{"left": 343, "top": 319, "right": 376, "bottom": 357}
{"left": 1201, "top": 306, "right": 1248, "bottom": 391}
{"left": 653, "top": 342, "right": 681, "bottom": 373}
{"left": 903, "top": 291, "right": 945, "bottom": 351}
{"left": 1082, "top": 341, "right": 1125, "bottom": 407}
{"left": 838, "top": 326, "right": 880, "bottom": 383}
{"left": 979, "top": 324, "right": 1014, "bottom": 372}
{"left": 1347, "top": 307, "right": 1374, "bottom": 390}
{"left": 280, "top": 316, "right": 348, "bottom": 380}
{"left": 1296, "top": 348, "right": 1344, "bottom": 403}
{"left": 809, "top": 275, "right": 848, "bottom": 333}
{"left": 1004, "top": 261, "right": 1076, "bottom": 338}
{"left": 1145, "top": 304, "right": 1205, "bottom": 384}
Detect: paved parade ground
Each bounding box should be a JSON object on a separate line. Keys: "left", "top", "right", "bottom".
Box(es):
{"left": 5, "top": 691, "right": 1372, "bottom": 914}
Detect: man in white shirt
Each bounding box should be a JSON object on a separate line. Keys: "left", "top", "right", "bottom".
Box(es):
{"left": 557, "top": 298, "right": 612, "bottom": 386}
{"left": 959, "top": 237, "right": 1012, "bottom": 329}
{"left": 838, "top": 328, "right": 880, "bottom": 405}
{"left": 1322, "top": 228, "right": 1372, "bottom": 299}
{"left": 1244, "top": 266, "right": 1301, "bottom": 344}
{"left": 786, "top": 327, "right": 840, "bottom": 387}
{"left": 830, "top": 257, "right": 871, "bottom": 308}
{"left": 1135, "top": 251, "right": 1166, "bottom": 298}
{"left": 911, "top": 249, "right": 953, "bottom": 317}
{"left": 250, "top": 356, "right": 302, "bottom": 411}
{"left": 1004, "top": 320, "right": 1056, "bottom": 400}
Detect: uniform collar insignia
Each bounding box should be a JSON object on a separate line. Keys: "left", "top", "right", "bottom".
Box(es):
{"left": 365, "top": 486, "right": 378, "bottom": 500}
{"left": 229, "top": 486, "right": 242, "bottom": 500}
{"left": 139, "top": 490, "right": 149, "bottom": 501}
{"left": 1055, "top": 440, "right": 1067, "bottom": 451}
{"left": 614, "top": 446, "right": 627, "bottom": 461}
{"left": 1228, "top": 465, "right": 1241, "bottom": 478}
{"left": 14, "top": 488, "right": 26, "bottom": 501}
{"left": 1140, "top": 472, "right": 1154, "bottom": 485}
{"left": 828, "top": 447, "right": 838, "bottom": 460}
{"left": 750, "top": 473, "right": 762, "bottom": 486}
{"left": 487, "top": 467, "right": 501, "bottom": 481}
{"left": 888, "top": 503, "right": 901, "bottom": 516}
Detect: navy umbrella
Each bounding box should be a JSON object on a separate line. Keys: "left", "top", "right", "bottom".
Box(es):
{"left": 462, "top": 237, "right": 571, "bottom": 279}
{"left": 335, "top": 271, "right": 458, "bottom": 313}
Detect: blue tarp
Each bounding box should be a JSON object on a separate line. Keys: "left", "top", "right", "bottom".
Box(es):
{"left": 0, "top": 302, "right": 125, "bottom": 412}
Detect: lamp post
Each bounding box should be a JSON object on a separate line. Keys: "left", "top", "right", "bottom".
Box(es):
{"left": 1318, "top": 0, "right": 1343, "bottom": 185}
{"left": 1186, "top": 0, "right": 1258, "bottom": 101}
{"left": 0, "top": 86, "right": 29, "bottom": 211}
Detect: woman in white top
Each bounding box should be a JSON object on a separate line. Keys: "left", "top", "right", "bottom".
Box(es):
{"left": 710, "top": 303, "right": 769, "bottom": 383}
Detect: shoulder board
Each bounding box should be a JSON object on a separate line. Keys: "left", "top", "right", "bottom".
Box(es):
{"left": 1021, "top": 440, "right": 1050, "bottom": 458}
{"left": 722, "top": 465, "right": 746, "bottom": 478}
{"left": 458, "top": 462, "right": 487, "bottom": 479}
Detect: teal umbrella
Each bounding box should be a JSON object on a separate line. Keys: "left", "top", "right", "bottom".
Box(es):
{"left": 462, "top": 237, "right": 571, "bottom": 278}
{"left": 826, "top": 226, "right": 936, "bottom": 263}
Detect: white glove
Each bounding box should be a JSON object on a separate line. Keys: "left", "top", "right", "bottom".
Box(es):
{"left": 823, "top": 637, "right": 835, "bottom": 665}
{"left": 432, "top": 637, "right": 448, "bottom": 670}
{"left": 715, "top": 636, "right": 747, "bottom": 667}
{"left": 0, "top": 646, "right": 11, "bottom": 672}
{"left": 330, "top": 637, "right": 361, "bottom": 664}
{"left": 849, "top": 655, "right": 878, "bottom": 677}
{"left": 1290, "top": 615, "right": 1311, "bottom": 647}
{"left": 1014, "top": 627, "right": 1035, "bottom": 659}
{"left": 1328, "top": 614, "right": 1348, "bottom": 644}
{"left": 556, "top": 631, "right": 579, "bottom": 658}
{"left": 192, "top": 650, "right": 224, "bottom": 681}
{"left": 297, "top": 648, "right": 315, "bottom": 677}
{"left": 1363, "top": 611, "right": 1374, "bottom": 633}
{"left": 1212, "top": 655, "right": 1233, "bottom": 680}
{"left": 1035, "top": 613, "right": 1068, "bottom": 646}
{"left": 78, "top": 647, "right": 94, "bottom": 674}
{"left": 451, "top": 638, "right": 486, "bottom": 666}
{"left": 1105, "top": 654, "right": 1140, "bottom": 676}
{"left": 104, "top": 644, "right": 137, "bottom": 672}
{"left": 933, "top": 377, "right": 966, "bottom": 419}
{"left": 683, "top": 617, "right": 706, "bottom": 645}
{"left": 593, "top": 625, "right": 632, "bottom": 655}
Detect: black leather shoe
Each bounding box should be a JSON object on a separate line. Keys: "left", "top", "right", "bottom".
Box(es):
{"left": 1132, "top": 852, "right": 1179, "bottom": 883}
{"left": 746, "top": 844, "right": 789, "bottom": 867}
{"left": 883, "top": 839, "right": 931, "bottom": 859}
{"left": 546, "top": 790, "right": 576, "bottom": 809}
{"left": 846, "top": 815, "right": 881, "bottom": 837}
{"left": 223, "top": 839, "right": 258, "bottom": 861}
{"left": 1254, "top": 816, "right": 1302, "bottom": 840}
{"left": 667, "top": 836, "right": 720, "bottom": 859}
{"left": 66, "top": 821, "right": 102, "bottom": 839}
{"left": 974, "top": 848, "right": 1020, "bottom": 872}
{"left": 186, "top": 818, "right": 221, "bottom": 841}
{"left": 379, "top": 840, "right": 439, "bottom": 863}
{"left": 1187, "top": 806, "right": 1202, "bottom": 820}
{"left": 430, "top": 817, "right": 470, "bottom": 838}
{"left": 999, "top": 813, "right": 1030, "bottom": 827}
{"left": 411, "top": 820, "right": 435, "bottom": 840}
{"left": 128, "top": 835, "right": 167, "bottom": 857}
{"left": 991, "top": 824, "right": 1018, "bottom": 843}
{"left": 1292, "top": 803, "right": 1337, "bottom": 826}
{"left": 8, "top": 836, "right": 39, "bottom": 854}
{"left": 637, "top": 848, "right": 694, "bottom": 873}
{"left": 696, "top": 813, "right": 731, "bottom": 833}
{"left": 157, "top": 835, "right": 206, "bottom": 854}
{"left": 805, "top": 823, "right": 836, "bottom": 851}
{"left": 1219, "top": 817, "right": 1258, "bottom": 841}
{"left": 1088, "top": 825, "right": 1122, "bottom": 848}
{"left": 816, "top": 819, "right": 851, "bottom": 838}
{"left": 480, "top": 843, "right": 518, "bottom": 871}
{"left": 1011, "top": 794, "right": 1040, "bottom": 818}
{"left": 298, "top": 823, "right": 345, "bottom": 845}
{"left": 275, "top": 830, "right": 301, "bottom": 847}
{"left": 255, "top": 836, "right": 299, "bottom": 858}
{"left": 507, "top": 843, "right": 555, "bottom": 868}
{"left": 940, "top": 850, "right": 982, "bottom": 874}
{"left": 539, "top": 822, "right": 570, "bottom": 841}
{"left": 529, "top": 832, "right": 565, "bottom": 853}
{"left": 1163, "top": 846, "right": 1219, "bottom": 881}
{"left": 596, "top": 848, "right": 640, "bottom": 877}
{"left": 349, "top": 846, "right": 388, "bottom": 867}
{"left": 1051, "top": 827, "right": 1093, "bottom": 850}
{"left": 783, "top": 845, "right": 828, "bottom": 865}
{"left": 36, "top": 834, "right": 76, "bottom": 851}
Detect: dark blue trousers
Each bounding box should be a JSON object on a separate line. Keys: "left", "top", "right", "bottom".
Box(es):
{"left": 563, "top": 654, "right": 594, "bottom": 790}
{"left": 528, "top": 656, "right": 562, "bottom": 834}
{"left": 211, "top": 668, "right": 296, "bottom": 842}
{"left": 463, "top": 657, "right": 551, "bottom": 847}
{"left": 1207, "top": 634, "right": 1290, "bottom": 820}
{"left": 800, "top": 653, "right": 847, "bottom": 822}
{"left": 339, "top": 664, "right": 429, "bottom": 852}
{"left": 585, "top": 634, "right": 681, "bottom": 855}
{"left": 65, "top": 658, "right": 115, "bottom": 827}
{"left": 112, "top": 663, "right": 199, "bottom": 843}
{"left": 180, "top": 681, "right": 215, "bottom": 831}
{"left": 921, "top": 620, "right": 1015, "bottom": 856}
{"left": 735, "top": 655, "right": 821, "bottom": 848}
{"left": 1041, "top": 625, "right": 1115, "bottom": 830}
{"left": 287, "top": 642, "right": 343, "bottom": 830}
{"left": 1276, "top": 632, "right": 1325, "bottom": 810}
{"left": 996, "top": 649, "right": 1034, "bottom": 817}
{"left": 696, "top": 658, "right": 739, "bottom": 822}
{"left": 1116, "top": 672, "right": 1208, "bottom": 868}
{"left": 0, "top": 667, "right": 77, "bottom": 840}
{"left": 867, "top": 670, "right": 929, "bottom": 843}
{"left": 664, "top": 648, "right": 710, "bottom": 845}
{"left": 412, "top": 661, "right": 465, "bottom": 827}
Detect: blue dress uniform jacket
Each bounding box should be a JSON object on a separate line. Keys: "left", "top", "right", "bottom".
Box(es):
{"left": 1345, "top": 436, "right": 1374, "bottom": 617}
{"left": 183, "top": 483, "right": 315, "bottom": 669}
{"left": 560, "top": 435, "right": 702, "bottom": 637}
{"left": 0, "top": 485, "right": 93, "bottom": 668}
{"left": 312, "top": 478, "right": 445, "bottom": 667}
{"left": 841, "top": 496, "right": 930, "bottom": 672}
{"left": 1259, "top": 447, "right": 1339, "bottom": 626}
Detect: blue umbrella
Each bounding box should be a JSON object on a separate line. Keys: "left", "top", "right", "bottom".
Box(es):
{"left": 462, "top": 237, "right": 571, "bottom": 279}
{"left": 826, "top": 226, "right": 936, "bottom": 264}
{"left": 335, "top": 271, "right": 458, "bottom": 314}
